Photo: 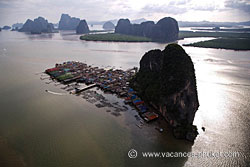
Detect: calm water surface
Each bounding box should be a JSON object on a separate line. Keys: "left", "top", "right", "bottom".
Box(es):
{"left": 0, "top": 31, "right": 249, "bottom": 167}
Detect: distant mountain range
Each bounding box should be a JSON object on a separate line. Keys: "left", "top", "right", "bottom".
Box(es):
{"left": 87, "top": 19, "right": 117, "bottom": 26}
{"left": 178, "top": 21, "right": 250, "bottom": 27}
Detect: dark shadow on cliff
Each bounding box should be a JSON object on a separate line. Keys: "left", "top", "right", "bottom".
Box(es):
{"left": 130, "top": 44, "right": 199, "bottom": 142}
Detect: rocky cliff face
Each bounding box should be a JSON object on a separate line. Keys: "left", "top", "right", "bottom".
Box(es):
{"left": 130, "top": 44, "right": 199, "bottom": 141}
{"left": 19, "top": 17, "right": 54, "bottom": 34}
{"left": 76, "top": 20, "right": 90, "bottom": 34}
{"left": 115, "top": 17, "right": 179, "bottom": 42}
{"left": 115, "top": 19, "right": 132, "bottom": 35}
{"left": 58, "top": 14, "right": 80, "bottom": 30}
{"left": 154, "top": 17, "right": 179, "bottom": 42}
{"left": 103, "top": 21, "right": 115, "bottom": 30}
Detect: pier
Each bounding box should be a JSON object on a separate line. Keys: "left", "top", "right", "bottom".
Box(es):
{"left": 72, "top": 84, "right": 97, "bottom": 94}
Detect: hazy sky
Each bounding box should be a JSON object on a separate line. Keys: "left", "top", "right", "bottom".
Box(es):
{"left": 0, "top": 0, "right": 250, "bottom": 26}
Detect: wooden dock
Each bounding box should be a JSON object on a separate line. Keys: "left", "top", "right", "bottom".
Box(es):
{"left": 73, "top": 84, "right": 97, "bottom": 94}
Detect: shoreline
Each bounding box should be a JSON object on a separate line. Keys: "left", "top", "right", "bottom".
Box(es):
{"left": 183, "top": 38, "right": 250, "bottom": 51}
{"left": 79, "top": 31, "right": 250, "bottom": 51}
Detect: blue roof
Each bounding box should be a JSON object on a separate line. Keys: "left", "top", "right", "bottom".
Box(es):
{"left": 133, "top": 99, "right": 141, "bottom": 103}
{"left": 131, "top": 95, "right": 137, "bottom": 99}
{"left": 64, "top": 68, "right": 70, "bottom": 72}
{"left": 128, "top": 88, "right": 134, "bottom": 92}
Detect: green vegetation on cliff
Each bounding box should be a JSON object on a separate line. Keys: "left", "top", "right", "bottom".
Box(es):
{"left": 80, "top": 33, "right": 152, "bottom": 42}
{"left": 130, "top": 44, "right": 199, "bottom": 141}
{"left": 131, "top": 70, "right": 161, "bottom": 103}
{"left": 131, "top": 44, "right": 197, "bottom": 104}
{"left": 183, "top": 38, "right": 250, "bottom": 50}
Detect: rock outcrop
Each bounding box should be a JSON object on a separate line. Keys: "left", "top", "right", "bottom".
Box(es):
{"left": 103, "top": 21, "right": 115, "bottom": 30}
{"left": 154, "top": 17, "right": 179, "bottom": 42}
{"left": 115, "top": 19, "right": 131, "bottom": 35}
{"left": 58, "top": 14, "right": 80, "bottom": 30}
{"left": 12, "top": 23, "right": 23, "bottom": 30}
{"left": 115, "top": 17, "right": 179, "bottom": 42}
{"left": 76, "top": 20, "right": 90, "bottom": 34}
{"left": 19, "top": 17, "right": 54, "bottom": 34}
{"left": 2, "top": 26, "right": 11, "bottom": 30}
{"left": 130, "top": 44, "right": 199, "bottom": 141}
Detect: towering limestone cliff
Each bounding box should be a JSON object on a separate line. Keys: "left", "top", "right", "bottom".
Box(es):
{"left": 76, "top": 20, "right": 89, "bottom": 34}
{"left": 58, "top": 14, "right": 80, "bottom": 30}
{"left": 115, "top": 17, "right": 179, "bottom": 42}
{"left": 115, "top": 19, "right": 131, "bottom": 35}
{"left": 19, "top": 17, "right": 54, "bottom": 34}
{"left": 130, "top": 44, "right": 199, "bottom": 141}
{"left": 154, "top": 17, "right": 179, "bottom": 42}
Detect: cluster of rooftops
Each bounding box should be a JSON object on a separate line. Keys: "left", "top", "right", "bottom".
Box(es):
{"left": 45, "top": 61, "right": 159, "bottom": 122}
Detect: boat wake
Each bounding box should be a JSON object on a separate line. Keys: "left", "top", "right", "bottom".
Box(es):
{"left": 204, "top": 58, "right": 250, "bottom": 65}
{"left": 45, "top": 90, "right": 67, "bottom": 96}
{"left": 0, "top": 48, "right": 7, "bottom": 56}
{"left": 199, "top": 80, "right": 250, "bottom": 87}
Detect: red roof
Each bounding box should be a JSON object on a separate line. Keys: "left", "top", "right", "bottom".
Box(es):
{"left": 46, "top": 67, "right": 59, "bottom": 72}
{"left": 135, "top": 101, "right": 144, "bottom": 105}
{"left": 145, "top": 112, "right": 158, "bottom": 121}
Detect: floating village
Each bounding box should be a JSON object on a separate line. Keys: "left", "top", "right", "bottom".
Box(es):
{"left": 43, "top": 61, "right": 159, "bottom": 125}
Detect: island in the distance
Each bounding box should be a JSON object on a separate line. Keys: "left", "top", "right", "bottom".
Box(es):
{"left": 19, "top": 17, "right": 54, "bottom": 34}
{"left": 76, "top": 20, "right": 89, "bottom": 34}
{"left": 179, "top": 31, "right": 250, "bottom": 50}
{"left": 115, "top": 17, "right": 179, "bottom": 42}
{"left": 183, "top": 38, "right": 250, "bottom": 51}
{"left": 80, "top": 17, "right": 179, "bottom": 42}
{"left": 58, "top": 14, "right": 80, "bottom": 30}
{"left": 2, "top": 26, "right": 11, "bottom": 30}
{"left": 130, "top": 44, "right": 199, "bottom": 141}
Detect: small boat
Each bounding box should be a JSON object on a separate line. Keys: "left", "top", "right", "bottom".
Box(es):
{"left": 155, "top": 127, "right": 164, "bottom": 133}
